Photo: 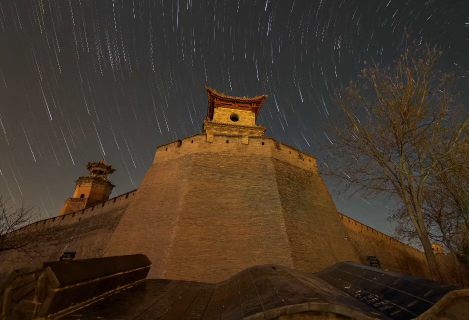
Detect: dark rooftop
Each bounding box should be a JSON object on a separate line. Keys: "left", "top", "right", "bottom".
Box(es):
{"left": 61, "top": 263, "right": 468, "bottom": 320}
{"left": 3, "top": 258, "right": 468, "bottom": 320}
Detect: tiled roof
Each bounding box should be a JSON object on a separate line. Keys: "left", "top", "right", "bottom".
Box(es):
{"left": 63, "top": 263, "right": 467, "bottom": 320}
{"left": 205, "top": 86, "right": 267, "bottom": 104}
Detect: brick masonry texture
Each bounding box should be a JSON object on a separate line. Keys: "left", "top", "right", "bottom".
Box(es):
{"left": 0, "top": 133, "right": 432, "bottom": 284}
{"left": 212, "top": 107, "right": 256, "bottom": 126}
{"left": 274, "top": 160, "right": 360, "bottom": 273}
{"left": 103, "top": 133, "right": 361, "bottom": 283}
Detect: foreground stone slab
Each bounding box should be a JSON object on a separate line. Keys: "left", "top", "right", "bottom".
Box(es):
{"left": 0, "top": 254, "right": 151, "bottom": 320}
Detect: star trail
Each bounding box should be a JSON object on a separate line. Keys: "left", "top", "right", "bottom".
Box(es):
{"left": 0, "top": 0, "right": 467, "bottom": 234}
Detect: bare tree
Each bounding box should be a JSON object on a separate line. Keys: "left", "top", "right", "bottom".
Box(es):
{"left": 392, "top": 138, "right": 469, "bottom": 268}
{"left": 321, "top": 33, "right": 469, "bottom": 281}
{"left": 0, "top": 197, "right": 47, "bottom": 255}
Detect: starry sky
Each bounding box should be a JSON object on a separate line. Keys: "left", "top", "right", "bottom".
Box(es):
{"left": 0, "top": 0, "right": 467, "bottom": 236}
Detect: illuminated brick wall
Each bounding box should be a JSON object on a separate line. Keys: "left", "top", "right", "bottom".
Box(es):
{"left": 104, "top": 133, "right": 360, "bottom": 283}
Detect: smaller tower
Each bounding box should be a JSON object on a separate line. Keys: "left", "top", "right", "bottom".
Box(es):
{"left": 60, "top": 160, "right": 116, "bottom": 216}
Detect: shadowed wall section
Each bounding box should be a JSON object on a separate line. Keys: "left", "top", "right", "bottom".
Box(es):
{"left": 339, "top": 214, "right": 431, "bottom": 279}
{"left": 274, "top": 160, "right": 360, "bottom": 273}
{"left": 0, "top": 191, "right": 136, "bottom": 282}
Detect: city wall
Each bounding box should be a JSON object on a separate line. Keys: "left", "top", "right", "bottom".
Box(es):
{"left": 0, "top": 132, "right": 434, "bottom": 283}
{"left": 0, "top": 190, "right": 137, "bottom": 283}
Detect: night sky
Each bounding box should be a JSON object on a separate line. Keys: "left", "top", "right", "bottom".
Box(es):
{"left": 0, "top": 0, "right": 467, "bottom": 236}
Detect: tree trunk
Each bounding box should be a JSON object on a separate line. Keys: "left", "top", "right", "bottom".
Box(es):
{"left": 403, "top": 191, "right": 442, "bottom": 281}
{"left": 418, "top": 228, "right": 442, "bottom": 281}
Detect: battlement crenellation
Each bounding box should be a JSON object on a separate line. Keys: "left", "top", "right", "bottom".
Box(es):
{"left": 9, "top": 190, "right": 138, "bottom": 236}
{"left": 339, "top": 213, "right": 422, "bottom": 253}
{"left": 154, "top": 133, "right": 318, "bottom": 173}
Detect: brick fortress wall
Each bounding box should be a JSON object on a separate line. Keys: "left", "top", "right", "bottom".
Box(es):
{"left": 103, "top": 133, "right": 361, "bottom": 283}
{"left": 0, "top": 133, "right": 433, "bottom": 283}
{"left": 0, "top": 190, "right": 137, "bottom": 282}
{"left": 339, "top": 213, "right": 431, "bottom": 278}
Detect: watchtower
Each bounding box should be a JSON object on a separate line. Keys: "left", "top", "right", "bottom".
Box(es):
{"left": 60, "top": 160, "right": 116, "bottom": 216}
{"left": 203, "top": 86, "right": 267, "bottom": 143}
{"left": 104, "top": 87, "right": 360, "bottom": 283}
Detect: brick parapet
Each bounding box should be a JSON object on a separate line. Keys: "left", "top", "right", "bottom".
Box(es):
{"left": 154, "top": 133, "right": 317, "bottom": 173}
{"left": 10, "top": 190, "right": 137, "bottom": 235}
{"left": 338, "top": 213, "right": 422, "bottom": 253}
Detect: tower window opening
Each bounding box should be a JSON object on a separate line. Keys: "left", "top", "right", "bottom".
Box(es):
{"left": 226, "top": 140, "right": 229, "bottom": 143}
{"left": 262, "top": 142, "right": 265, "bottom": 145}
{"left": 80, "top": 194, "right": 85, "bottom": 198}
{"left": 230, "top": 114, "right": 239, "bottom": 122}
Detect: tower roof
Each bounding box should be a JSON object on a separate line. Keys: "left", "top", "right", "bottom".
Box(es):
{"left": 205, "top": 86, "right": 267, "bottom": 121}
{"left": 86, "top": 160, "right": 116, "bottom": 174}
